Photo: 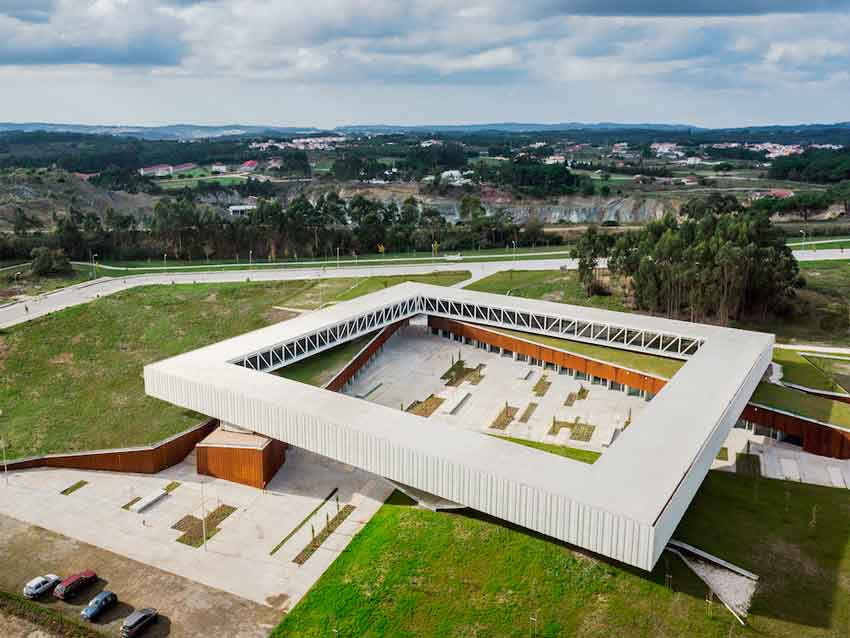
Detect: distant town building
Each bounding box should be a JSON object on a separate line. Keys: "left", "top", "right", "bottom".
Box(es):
{"left": 228, "top": 204, "right": 257, "bottom": 216}
{"left": 240, "top": 160, "right": 259, "bottom": 172}
{"left": 172, "top": 163, "right": 198, "bottom": 174}
{"left": 138, "top": 164, "right": 173, "bottom": 177}
{"left": 210, "top": 163, "right": 228, "bottom": 174}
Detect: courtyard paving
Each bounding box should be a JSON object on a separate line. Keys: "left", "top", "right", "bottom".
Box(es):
{"left": 0, "top": 447, "right": 393, "bottom": 612}
{"left": 345, "top": 323, "right": 650, "bottom": 455}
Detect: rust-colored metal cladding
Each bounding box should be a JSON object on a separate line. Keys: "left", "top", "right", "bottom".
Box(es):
{"left": 196, "top": 427, "right": 286, "bottom": 488}
{"left": 427, "top": 316, "right": 667, "bottom": 395}
{"left": 741, "top": 404, "right": 850, "bottom": 459}
{"left": 4, "top": 419, "right": 218, "bottom": 473}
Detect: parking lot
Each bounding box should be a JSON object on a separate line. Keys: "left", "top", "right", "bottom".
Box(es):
{"left": 0, "top": 447, "right": 393, "bottom": 635}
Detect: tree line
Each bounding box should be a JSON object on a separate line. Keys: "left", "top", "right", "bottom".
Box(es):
{"left": 572, "top": 197, "right": 800, "bottom": 325}
{"left": 1, "top": 193, "right": 556, "bottom": 264}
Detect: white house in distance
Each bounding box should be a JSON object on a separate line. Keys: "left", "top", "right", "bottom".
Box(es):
{"left": 138, "top": 164, "right": 173, "bottom": 177}
{"left": 211, "top": 163, "right": 228, "bottom": 174}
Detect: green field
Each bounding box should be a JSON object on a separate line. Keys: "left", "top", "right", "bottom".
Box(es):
{"left": 274, "top": 471, "right": 850, "bottom": 637}
{"left": 751, "top": 383, "right": 850, "bottom": 429}
{"left": 772, "top": 348, "right": 848, "bottom": 394}
{"left": 0, "top": 271, "right": 468, "bottom": 460}
{"left": 465, "top": 269, "right": 628, "bottom": 312}
{"left": 159, "top": 174, "right": 246, "bottom": 190}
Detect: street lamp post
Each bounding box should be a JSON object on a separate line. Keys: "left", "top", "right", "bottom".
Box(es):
{"left": 200, "top": 480, "right": 207, "bottom": 551}
{"left": 249, "top": 250, "right": 253, "bottom": 269}
{"left": 0, "top": 409, "right": 7, "bottom": 486}
{"left": 800, "top": 229, "right": 807, "bottom": 252}
{"left": 91, "top": 253, "right": 98, "bottom": 279}
{"left": 336, "top": 247, "right": 340, "bottom": 269}
{"left": 164, "top": 253, "right": 168, "bottom": 268}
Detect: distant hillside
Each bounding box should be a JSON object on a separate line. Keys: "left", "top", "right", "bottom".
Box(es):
{"left": 1, "top": 120, "right": 850, "bottom": 141}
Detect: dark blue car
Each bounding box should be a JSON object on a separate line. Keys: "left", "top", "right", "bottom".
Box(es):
{"left": 80, "top": 590, "right": 117, "bottom": 622}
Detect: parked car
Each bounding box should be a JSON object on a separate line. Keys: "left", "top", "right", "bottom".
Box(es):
{"left": 80, "top": 590, "right": 117, "bottom": 622}
{"left": 121, "top": 608, "right": 158, "bottom": 637}
{"left": 53, "top": 570, "right": 97, "bottom": 600}
{"left": 23, "top": 574, "right": 61, "bottom": 599}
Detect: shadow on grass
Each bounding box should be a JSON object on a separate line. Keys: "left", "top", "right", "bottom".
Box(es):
{"left": 422, "top": 468, "right": 848, "bottom": 631}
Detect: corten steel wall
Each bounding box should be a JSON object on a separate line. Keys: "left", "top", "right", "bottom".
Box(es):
{"left": 4, "top": 419, "right": 218, "bottom": 473}
{"left": 428, "top": 317, "right": 668, "bottom": 394}
{"left": 325, "top": 320, "right": 408, "bottom": 392}
{"left": 742, "top": 404, "right": 850, "bottom": 459}
{"left": 263, "top": 439, "right": 287, "bottom": 486}
{"left": 197, "top": 440, "right": 286, "bottom": 489}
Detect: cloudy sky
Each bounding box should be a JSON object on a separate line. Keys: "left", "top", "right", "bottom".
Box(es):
{"left": 1, "top": 0, "right": 849, "bottom": 127}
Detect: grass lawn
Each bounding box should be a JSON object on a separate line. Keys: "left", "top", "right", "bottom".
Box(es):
{"left": 804, "top": 355, "right": 850, "bottom": 394}
{"left": 0, "top": 267, "right": 92, "bottom": 300}
{"left": 491, "top": 434, "right": 601, "bottom": 464}
{"left": 277, "top": 333, "right": 375, "bottom": 387}
{"left": 274, "top": 472, "right": 850, "bottom": 637}
{"left": 470, "top": 266, "right": 850, "bottom": 347}
{"left": 772, "top": 348, "right": 848, "bottom": 394}
{"left": 0, "top": 272, "right": 468, "bottom": 460}
{"left": 465, "top": 270, "right": 628, "bottom": 313}
{"left": 738, "top": 261, "right": 850, "bottom": 346}
{"left": 751, "top": 383, "right": 850, "bottom": 429}
{"left": 490, "top": 326, "right": 684, "bottom": 379}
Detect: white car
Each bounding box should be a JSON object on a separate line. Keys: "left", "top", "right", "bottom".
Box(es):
{"left": 23, "top": 574, "right": 61, "bottom": 599}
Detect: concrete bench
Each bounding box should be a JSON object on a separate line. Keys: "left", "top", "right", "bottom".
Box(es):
{"left": 129, "top": 489, "right": 168, "bottom": 513}
{"left": 444, "top": 392, "right": 471, "bottom": 416}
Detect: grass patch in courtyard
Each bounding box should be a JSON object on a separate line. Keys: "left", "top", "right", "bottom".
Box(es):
{"left": 533, "top": 373, "right": 552, "bottom": 396}
{"left": 490, "top": 404, "right": 518, "bottom": 430}
{"left": 121, "top": 496, "right": 141, "bottom": 511}
{"left": 274, "top": 472, "right": 850, "bottom": 637}
{"left": 406, "top": 395, "right": 445, "bottom": 417}
{"left": 493, "top": 435, "right": 601, "bottom": 464}
{"left": 270, "top": 488, "right": 338, "bottom": 556}
{"left": 164, "top": 480, "right": 181, "bottom": 493}
{"left": 173, "top": 504, "right": 237, "bottom": 548}
{"left": 60, "top": 480, "right": 88, "bottom": 496}
{"left": 518, "top": 402, "right": 538, "bottom": 423}
{"left": 293, "top": 505, "right": 356, "bottom": 565}
{"left": 0, "top": 271, "right": 467, "bottom": 460}
{"left": 441, "top": 358, "right": 477, "bottom": 386}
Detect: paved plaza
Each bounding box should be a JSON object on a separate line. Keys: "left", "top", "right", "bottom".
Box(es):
{"left": 0, "top": 447, "right": 393, "bottom": 610}
{"left": 345, "top": 323, "right": 650, "bottom": 454}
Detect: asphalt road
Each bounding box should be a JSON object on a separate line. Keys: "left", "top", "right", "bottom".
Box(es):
{"left": 0, "top": 258, "right": 574, "bottom": 329}
{"left": 1, "top": 248, "right": 846, "bottom": 330}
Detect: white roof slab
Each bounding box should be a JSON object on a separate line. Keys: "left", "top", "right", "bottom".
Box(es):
{"left": 145, "top": 282, "right": 772, "bottom": 570}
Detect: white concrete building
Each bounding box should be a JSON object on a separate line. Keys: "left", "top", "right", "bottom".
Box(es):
{"left": 145, "top": 283, "right": 772, "bottom": 571}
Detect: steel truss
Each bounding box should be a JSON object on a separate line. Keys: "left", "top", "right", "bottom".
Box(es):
{"left": 234, "top": 293, "right": 702, "bottom": 373}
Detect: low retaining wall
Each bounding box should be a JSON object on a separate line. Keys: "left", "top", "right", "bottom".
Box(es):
{"left": 5, "top": 418, "right": 219, "bottom": 474}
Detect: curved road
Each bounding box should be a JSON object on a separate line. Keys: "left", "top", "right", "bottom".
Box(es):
{"left": 0, "top": 258, "right": 574, "bottom": 330}
{"left": 1, "top": 247, "right": 846, "bottom": 330}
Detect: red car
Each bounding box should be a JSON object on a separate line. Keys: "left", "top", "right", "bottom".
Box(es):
{"left": 53, "top": 570, "right": 97, "bottom": 600}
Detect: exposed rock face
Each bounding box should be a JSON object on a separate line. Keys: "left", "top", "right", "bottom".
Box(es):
{"left": 334, "top": 183, "right": 677, "bottom": 224}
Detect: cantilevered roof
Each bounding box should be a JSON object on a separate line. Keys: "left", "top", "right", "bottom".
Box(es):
{"left": 145, "top": 282, "right": 772, "bottom": 570}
